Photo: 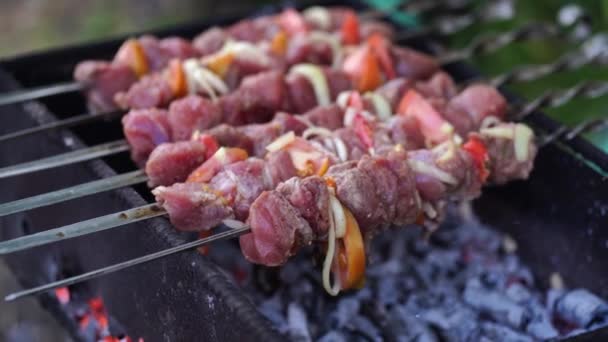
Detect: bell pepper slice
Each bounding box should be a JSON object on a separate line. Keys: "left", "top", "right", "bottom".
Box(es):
{"left": 335, "top": 205, "right": 366, "bottom": 290}
{"left": 116, "top": 38, "right": 149, "bottom": 77}
{"left": 270, "top": 30, "right": 288, "bottom": 55}
{"left": 367, "top": 33, "right": 395, "bottom": 79}
{"left": 205, "top": 52, "right": 235, "bottom": 78}
{"left": 462, "top": 136, "right": 490, "bottom": 183}
{"left": 340, "top": 11, "right": 360, "bottom": 45}
{"left": 167, "top": 59, "right": 187, "bottom": 97}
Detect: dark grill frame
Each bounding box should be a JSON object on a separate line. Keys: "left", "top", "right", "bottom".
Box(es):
{"left": 0, "top": 1, "right": 607, "bottom": 341}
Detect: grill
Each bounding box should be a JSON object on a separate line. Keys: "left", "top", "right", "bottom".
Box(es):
{"left": 0, "top": 1, "right": 607, "bottom": 341}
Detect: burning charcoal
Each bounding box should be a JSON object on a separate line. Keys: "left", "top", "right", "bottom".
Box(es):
{"left": 287, "top": 302, "right": 312, "bottom": 342}
{"left": 555, "top": 289, "right": 608, "bottom": 328}
{"left": 376, "top": 276, "right": 401, "bottom": 306}
{"left": 505, "top": 283, "right": 532, "bottom": 304}
{"left": 476, "top": 322, "right": 534, "bottom": 342}
{"left": 386, "top": 305, "right": 438, "bottom": 342}
{"left": 317, "top": 330, "right": 349, "bottom": 342}
{"left": 330, "top": 297, "right": 360, "bottom": 328}
{"left": 345, "top": 315, "right": 382, "bottom": 342}
{"left": 463, "top": 279, "right": 531, "bottom": 329}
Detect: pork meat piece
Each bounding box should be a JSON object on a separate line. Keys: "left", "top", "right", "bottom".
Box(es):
{"left": 145, "top": 141, "right": 208, "bottom": 187}
{"left": 122, "top": 108, "right": 172, "bottom": 166}
{"left": 114, "top": 73, "right": 173, "bottom": 109}
{"left": 193, "top": 27, "right": 229, "bottom": 56}
{"left": 392, "top": 46, "right": 439, "bottom": 80}
{"left": 167, "top": 95, "right": 222, "bottom": 141}
{"left": 278, "top": 176, "right": 331, "bottom": 238}
{"left": 153, "top": 183, "right": 233, "bottom": 232}
{"left": 73, "top": 61, "right": 137, "bottom": 112}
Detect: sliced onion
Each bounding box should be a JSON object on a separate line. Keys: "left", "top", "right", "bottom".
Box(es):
{"left": 308, "top": 31, "right": 343, "bottom": 67}
{"left": 333, "top": 137, "right": 348, "bottom": 162}
{"left": 364, "top": 92, "right": 392, "bottom": 121}
{"left": 265, "top": 131, "right": 296, "bottom": 152}
{"left": 303, "top": 6, "right": 331, "bottom": 30}
{"left": 211, "top": 40, "right": 270, "bottom": 66}
{"left": 422, "top": 202, "right": 437, "bottom": 219}
{"left": 514, "top": 124, "right": 533, "bottom": 162}
{"left": 303, "top": 126, "right": 333, "bottom": 140}
{"left": 183, "top": 59, "right": 229, "bottom": 101}
{"left": 330, "top": 194, "right": 347, "bottom": 238}
{"left": 480, "top": 125, "right": 514, "bottom": 139}
{"left": 290, "top": 64, "right": 331, "bottom": 106}
{"left": 480, "top": 115, "right": 501, "bottom": 129}
{"left": 336, "top": 91, "right": 354, "bottom": 109}
{"left": 222, "top": 219, "right": 247, "bottom": 229}
{"left": 408, "top": 159, "right": 458, "bottom": 185}
{"left": 436, "top": 141, "right": 456, "bottom": 163}
{"left": 343, "top": 107, "right": 375, "bottom": 127}
{"left": 322, "top": 199, "right": 341, "bottom": 296}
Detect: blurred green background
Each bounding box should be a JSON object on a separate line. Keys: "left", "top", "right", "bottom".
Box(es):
{"left": 0, "top": 0, "right": 607, "bottom": 151}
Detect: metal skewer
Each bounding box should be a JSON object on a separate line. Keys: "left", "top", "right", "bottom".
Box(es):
{"left": 0, "top": 82, "right": 84, "bottom": 107}
{"left": 0, "top": 80, "right": 606, "bottom": 256}
{"left": 4, "top": 226, "right": 250, "bottom": 302}
{"left": 0, "top": 139, "right": 130, "bottom": 179}
{"left": 0, "top": 44, "right": 606, "bottom": 217}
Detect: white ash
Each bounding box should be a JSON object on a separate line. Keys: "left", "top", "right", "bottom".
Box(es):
{"left": 209, "top": 208, "right": 608, "bottom": 341}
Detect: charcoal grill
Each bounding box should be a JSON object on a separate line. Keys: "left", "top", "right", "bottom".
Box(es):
{"left": 0, "top": 1, "right": 607, "bottom": 341}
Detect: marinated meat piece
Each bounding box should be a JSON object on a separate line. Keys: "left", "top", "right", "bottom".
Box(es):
{"left": 392, "top": 46, "right": 439, "bottom": 80}
{"left": 122, "top": 108, "right": 172, "bottom": 166}
{"left": 447, "top": 84, "right": 508, "bottom": 129}
{"left": 286, "top": 33, "right": 335, "bottom": 66}
{"left": 416, "top": 71, "right": 457, "bottom": 99}
{"left": 240, "top": 190, "right": 313, "bottom": 266}
{"left": 386, "top": 115, "right": 425, "bottom": 151}
{"left": 207, "top": 124, "right": 255, "bottom": 154}
{"left": 264, "top": 150, "right": 299, "bottom": 189}
{"left": 220, "top": 70, "right": 286, "bottom": 125}
{"left": 375, "top": 78, "right": 414, "bottom": 110}
{"left": 145, "top": 141, "right": 208, "bottom": 187}
{"left": 193, "top": 27, "right": 229, "bottom": 56}
{"left": 277, "top": 177, "right": 330, "bottom": 238}
{"left": 167, "top": 95, "right": 222, "bottom": 141}
{"left": 114, "top": 73, "right": 173, "bottom": 109}
{"left": 135, "top": 36, "right": 198, "bottom": 71}
{"left": 153, "top": 183, "right": 233, "bottom": 232}
{"left": 286, "top": 73, "right": 317, "bottom": 113}
{"left": 73, "top": 61, "right": 137, "bottom": 111}
{"left": 241, "top": 123, "right": 284, "bottom": 157}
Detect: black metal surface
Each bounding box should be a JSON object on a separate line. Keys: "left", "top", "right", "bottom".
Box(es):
{"left": 0, "top": 1, "right": 607, "bottom": 341}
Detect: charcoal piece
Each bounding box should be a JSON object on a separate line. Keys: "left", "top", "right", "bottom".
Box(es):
{"left": 259, "top": 296, "right": 288, "bottom": 333}
{"left": 555, "top": 289, "right": 608, "bottom": 328}
{"left": 376, "top": 276, "right": 401, "bottom": 306}
{"left": 386, "top": 305, "right": 438, "bottom": 342}
{"left": 366, "top": 259, "right": 402, "bottom": 278}
{"left": 317, "top": 330, "right": 348, "bottom": 342}
{"left": 463, "top": 279, "right": 531, "bottom": 329}
{"left": 421, "top": 300, "right": 479, "bottom": 341}
{"left": 505, "top": 283, "right": 532, "bottom": 304}
{"left": 345, "top": 315, "right": 382, "bottom": 342}
{"left": 476, "top": 322, "right": 535, "bottom": 342}
{"left": 330, "top": 297, "right": 360, "bottom": 328}
{"left": 287, "top": 302, "right": 311, "bottom": 342}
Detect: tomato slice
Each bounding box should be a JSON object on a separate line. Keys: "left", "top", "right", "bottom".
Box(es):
{"left": 397, "top": 89, "right": 453, "bottom": 145}
{"left": 463, "top": 136, "right": 490, "bottom": 182}
{"left": 195, "top": 133, "right": 220, "bottom": 159}
{"left": 353, "top": 114, "right": 375, "bottom": 149}
{"left": 167, "top": 59, "right": 187, "bottom": 97}
{"left": 336, "top": 206, "right": 366, "bottom": 290}
{"left": 367, "top": 33, "right": 395, "bottom": 79}
{"left": 341, "top": 11, "right": 360, "bottom": 45}
{"left": 187, "top": 147, "right": 248, "bottom": 183}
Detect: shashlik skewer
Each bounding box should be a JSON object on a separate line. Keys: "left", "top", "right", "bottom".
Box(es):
{"left": 2, "top": 73, "right": 608, "bottom": 218}
{"left": 3, "top": 79, "right": 606, "bottom": 300}
{"left": 4, "top": 74, "right": 597, "bottom": 255}
{"left": 0, "top": 9, "right": 581, "bottom": 146}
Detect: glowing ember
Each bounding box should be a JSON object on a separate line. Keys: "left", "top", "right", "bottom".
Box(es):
{"left": 54, "top": 286, "right": 70, "bottom": 305}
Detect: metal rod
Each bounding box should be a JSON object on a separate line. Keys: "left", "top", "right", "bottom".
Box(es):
{"left": 0, "top": 139, "right": 129, "bottom": 179}
{"left": 0, "top": 203, "right": 166, "bottom": 255}
{"left": 0, "top": 170, "right": 147, "bottom": 217}
{"left": 0, "top": 110, "right": 124, "bottom": 143}
{"left": 4, "top": 226, "right": 250, "bottom": 302}
{"left": 0, "top": 82, "right": 84, "bottom": 107}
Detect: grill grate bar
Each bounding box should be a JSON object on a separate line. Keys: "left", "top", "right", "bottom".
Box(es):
{"left": 0, "top": 81, "right": 84, "bottom": 107}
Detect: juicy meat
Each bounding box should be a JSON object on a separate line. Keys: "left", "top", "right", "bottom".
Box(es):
{"left": 207, "top": 124, "right": 255, "bottom": 154}
{"left": 278, "top": 176, "right": 330, "bottom": 238}
{"left": 145, "top": 141, "right": 208, "bottom": 187}
{"left": 375, "top": 78, "right": 414, "bottom": 110}
{"left": 286, "top": 33, "right": 335, "bottom": 66}
{"left": 167, "top": 95, "right": 222, "bottom": 141}
{"left": 73, "top": 61, "right": 137, "bottom": 112}
{"left": 447, "top": 84, "right": 508, "bottom": 133}
{"left": 220, "top": 70, "right": 286, "bottom": 125}
{"left": 193, "top": 27, "right": 229, "bottom": 56}
{"left": 153, "top": 183, "right": 233, "bottom": 232}
{"left": 135, "top": 36, "right": 198, "bottom": 71}
{"left": 114, "top": 73, "right": 173, "bottom": 109}
{"left": 392, "top": 46, "right": 439, "bottom": 80}
{"left": 300, "top": 105, "right": 344, "bottom": 130}
{"left": 240, "top": 191, "right": 313, "bottom": 266}
{"left": 122, "top": 108, "right": 172, "bottom": 166}
{"left": 286, "top": 67, "right": 352, "bottom": 113}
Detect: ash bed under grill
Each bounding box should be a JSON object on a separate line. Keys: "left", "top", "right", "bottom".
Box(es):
{"left": 0, "top": 1, "right": 607, "bottom": 341}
